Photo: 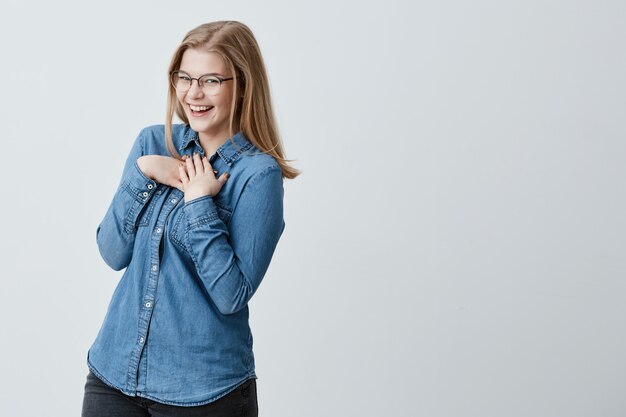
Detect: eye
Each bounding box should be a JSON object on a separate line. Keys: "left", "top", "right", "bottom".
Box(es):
{"left": 178, "top": 75, "right": 192, "bottom": 81}
{"left": 201, "top": 76, "right": 220, "bottom": 86}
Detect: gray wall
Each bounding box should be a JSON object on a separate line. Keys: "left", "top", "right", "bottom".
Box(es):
{"left": 0, "top": 0, "right": 624, "bottom": 415}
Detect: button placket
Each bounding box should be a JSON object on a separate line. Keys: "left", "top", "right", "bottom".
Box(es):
{"left": 131, "top": 189, "right": 180, "bottom": 387}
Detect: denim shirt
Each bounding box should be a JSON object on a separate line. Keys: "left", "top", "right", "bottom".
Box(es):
{"left": 87, "top": 124, "right": 285, "bottom": 406}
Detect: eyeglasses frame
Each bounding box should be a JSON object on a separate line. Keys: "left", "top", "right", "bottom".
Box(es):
{"left": 170, "top": 70, "right": 235, "bottom": 93}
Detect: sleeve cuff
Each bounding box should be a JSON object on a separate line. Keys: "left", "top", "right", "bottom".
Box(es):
{"left": 183, "top": 195, "right": 220, "bottom": 228}
{"left": 122, "top": 160, "right": 158, "bottom": 202}
{"left": 119, "top": 161, "right": 157, "bottom": 232}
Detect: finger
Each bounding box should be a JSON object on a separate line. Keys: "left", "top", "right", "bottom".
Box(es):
{"left": 179, "top": 164, "right": 189, "bottom": 186}
{"left": 186, "top": 154, "right": 196, "bottom": 177}
{"left": 174, "top": 179, "right": 184, "bottom": 192}
{"left": 217, "top": 172, "right": 230, "bottom": 186}
{"left": 201, "top": 156, "right": 212, "bottom": 174}
{"left": 193, "top": 152, "right": 204, "bottom": 173}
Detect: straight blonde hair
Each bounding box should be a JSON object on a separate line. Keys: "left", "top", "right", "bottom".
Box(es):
{"left": 165, "top": 21, "right": 299, "bottom": 180}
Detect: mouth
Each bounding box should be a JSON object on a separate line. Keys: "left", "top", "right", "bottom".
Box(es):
{"left": 188, "top": 104, "right": 215, "bottom": 117}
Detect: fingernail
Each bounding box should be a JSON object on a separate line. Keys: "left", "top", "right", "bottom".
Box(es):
{"left": 225, "top": 172, "right": 230, "bottom": 179}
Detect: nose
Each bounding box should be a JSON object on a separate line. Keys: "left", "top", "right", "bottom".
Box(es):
{"left": 187, "top": 79, "right": 204, "bottom": 98}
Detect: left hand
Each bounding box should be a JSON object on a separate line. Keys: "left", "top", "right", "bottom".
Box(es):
{"left": 179, "top": 153, "right": 230, "bottom": 203}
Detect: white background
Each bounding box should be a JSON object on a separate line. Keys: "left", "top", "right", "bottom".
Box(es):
{"left": 0, "top": 1, "right": 625, "bottom": 416}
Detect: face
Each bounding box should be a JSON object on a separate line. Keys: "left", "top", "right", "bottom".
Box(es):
{"left": 176, "top": 48, "right": 235, "bottom": 143}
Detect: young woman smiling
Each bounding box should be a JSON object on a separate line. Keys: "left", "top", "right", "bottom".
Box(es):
{"left": 81, "top": 21, "right": 299, "bottom": 417}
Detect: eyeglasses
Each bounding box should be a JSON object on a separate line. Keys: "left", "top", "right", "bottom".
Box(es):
{"left": 170, "top": 71, "right": 234, "bottom": 95}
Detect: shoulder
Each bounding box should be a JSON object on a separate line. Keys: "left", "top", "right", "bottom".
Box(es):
{"left": 224, "top": 131, "right": 282, "bottom": 182}
{"left": 136, "top": 124, "right": 163, "bottom": 138}
{"left": 135, "top": 124, "right": 190, "bottom": 154}
{"left": 132, "top": 124, "right": 164, "bottom": 149}
{"left": 237, "top": 148, "right": 282, "bottom": 184}
{"left": 242, "top": 151, "right": 280, "bottom": 172}
{"left": 239, "top": 132, "right": 280, "bottom": 170}
{"left": 137, "top": 124, "right": 184, "bottom": 140}
{"left": 137, "top": 123, "right": 190, "bottom": 139}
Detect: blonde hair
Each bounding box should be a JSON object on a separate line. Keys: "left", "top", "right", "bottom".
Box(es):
{"left": 165, "top": 21, "right": 300, "bottom": 180}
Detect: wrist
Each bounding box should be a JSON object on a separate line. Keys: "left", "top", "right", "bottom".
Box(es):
{"left": 184, "top": 191, "right": 212, "bottom": 203}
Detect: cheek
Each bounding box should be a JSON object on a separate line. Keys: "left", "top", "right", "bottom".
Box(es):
{"left": 216, "top": 96, "right": 234, "bottom": 112}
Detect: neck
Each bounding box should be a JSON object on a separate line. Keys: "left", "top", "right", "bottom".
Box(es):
{"left": 198, "top": 131, "right": 231, "bottom": 156}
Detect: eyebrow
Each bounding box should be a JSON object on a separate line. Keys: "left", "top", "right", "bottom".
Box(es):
{"left": 177, "top": 70, "right": 225, "bottom": 77}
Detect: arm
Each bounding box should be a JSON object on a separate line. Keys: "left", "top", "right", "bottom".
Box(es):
{"left": 96, "top": 128, "right": 157, "bottom": 271}
{"left": 183, "top": 166, "right": 285, "bottom": 315}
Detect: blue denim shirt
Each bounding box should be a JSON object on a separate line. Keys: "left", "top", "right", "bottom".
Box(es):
{"left": 87, "top": 124, "right": 285, "bottom": 406}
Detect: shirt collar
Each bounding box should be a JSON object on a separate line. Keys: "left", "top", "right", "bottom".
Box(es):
{"left": 178, "top": 125, "right": 253, "bottom": 166}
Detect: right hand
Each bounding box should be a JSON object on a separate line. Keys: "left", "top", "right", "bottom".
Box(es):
{"left": 137, "top": 155, "right": 185, "bottom": 191}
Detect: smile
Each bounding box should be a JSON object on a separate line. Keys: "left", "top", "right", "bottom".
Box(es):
{"left": 188, "top": 104, "right": 214, "bottom": 116}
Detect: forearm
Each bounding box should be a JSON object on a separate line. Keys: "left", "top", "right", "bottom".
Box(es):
{"left": 97, "top": 158, "right": 157, "bottom": 270}
{"left": 182, "top": 167, "right": 285, "bottom": 314}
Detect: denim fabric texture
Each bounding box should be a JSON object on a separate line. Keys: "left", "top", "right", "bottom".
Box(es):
{"left": 87, "top": 124, "right": 285, "bottom": 406}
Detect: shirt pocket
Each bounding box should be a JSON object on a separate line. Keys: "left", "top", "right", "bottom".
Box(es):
{"left": 168, "top": 197, "right": 233, "bottom": 251}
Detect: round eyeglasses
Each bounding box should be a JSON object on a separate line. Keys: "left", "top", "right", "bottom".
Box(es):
{"left": 170, "top": 71, "right": 234, "bottom": 95}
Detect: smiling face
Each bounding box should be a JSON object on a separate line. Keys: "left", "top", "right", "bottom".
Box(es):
{"left": 176, "top": 48, "right": 235, "bottom": 144}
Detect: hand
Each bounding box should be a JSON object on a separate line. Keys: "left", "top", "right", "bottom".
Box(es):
{"left": 179, "top": 152, "right": 229, "bottom": 203}
{"left": 137, "top": 155, "right": 186, "bottom": 191}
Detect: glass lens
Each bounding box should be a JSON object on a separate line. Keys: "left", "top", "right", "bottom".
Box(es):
{"left": 200, "top": 76, "right": 220, "bottom": 94}
{"left": 171, "top": 72, "right": 191, "bottom": 90}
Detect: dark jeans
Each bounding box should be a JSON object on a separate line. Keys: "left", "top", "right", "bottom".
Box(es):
{"left": 81, "top": 371, "right": 258, "bottom": 417}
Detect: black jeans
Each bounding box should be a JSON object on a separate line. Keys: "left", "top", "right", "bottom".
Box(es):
{"left": 81, "top": 371, "right": 258, "bottom": 417}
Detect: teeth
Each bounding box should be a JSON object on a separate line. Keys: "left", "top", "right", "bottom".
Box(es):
{"left": 190, "top": 105, "right": 212, "bottom": 111}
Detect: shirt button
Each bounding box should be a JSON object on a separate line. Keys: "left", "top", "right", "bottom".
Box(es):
{"left": 139, "top": 337, "right": 144, "bottom": 344}
{"left": 155, "top": 227, "right": 162, "bottom": 234}
{"left": 142, "top": 191, "right": 149, "bottom": 197}
{"left": 145, "top": 302, "right": 152, "bottom": 308}
{"left": 171, "top": 198, "right": 177, "bottom": 204}
{"left": 147, "top": 184, "right": 154, "bottom": 189}
{"left": 151, "top": 265, "right": 158, "bottom": 271}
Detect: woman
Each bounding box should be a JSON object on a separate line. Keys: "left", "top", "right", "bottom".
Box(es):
{"left": 82, "top": 21, "right": 299, "bottom": 417}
